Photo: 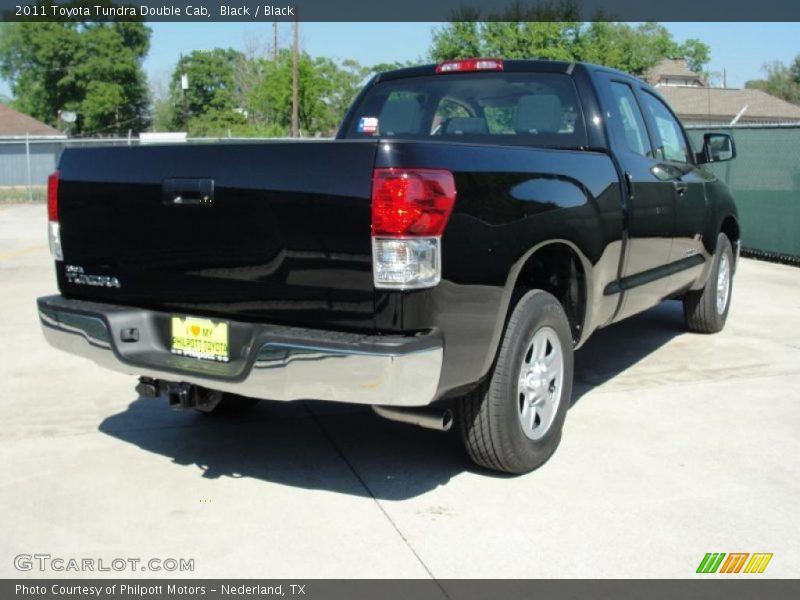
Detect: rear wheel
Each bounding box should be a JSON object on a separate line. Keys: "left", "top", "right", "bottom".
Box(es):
{"left": 683, "top": 233, "right": 734, "bottom": 333}
{"left": 456, "top": 290, "right": 574, "bottom": 474}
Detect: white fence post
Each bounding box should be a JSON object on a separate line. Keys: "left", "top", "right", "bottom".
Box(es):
{"left": 25, "top": 133, "right": 33, "bottom": 202}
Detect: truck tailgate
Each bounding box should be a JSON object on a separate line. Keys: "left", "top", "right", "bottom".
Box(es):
{"left": 55, "top": 140, "right": 378, "bottom": 331}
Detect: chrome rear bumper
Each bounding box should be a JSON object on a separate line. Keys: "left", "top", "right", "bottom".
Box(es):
{"left": 37, "top": 295, "right": 442, "bottom": 407}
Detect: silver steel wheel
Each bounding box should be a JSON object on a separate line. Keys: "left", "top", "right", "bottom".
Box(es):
{"left": 517, "top": 326, "right": 564, "bottom": 441}
{"left": 716, "top": 253, "right": 731, "bottom": 315}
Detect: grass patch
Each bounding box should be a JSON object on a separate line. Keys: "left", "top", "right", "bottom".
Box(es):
{"left": 0, "top": 186, "right": 46, "bottom": 203}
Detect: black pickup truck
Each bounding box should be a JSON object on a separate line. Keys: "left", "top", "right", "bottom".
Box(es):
{"left": 38, "top": 58, "right": 739, "bottom": 474}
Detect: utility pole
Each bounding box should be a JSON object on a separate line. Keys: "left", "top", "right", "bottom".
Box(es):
{"left": 272, "top": 22, "right": 278, "bottom": 61}
{"left": 179, "top": 53, "right": 189, "bottom": 129}
{"left": 291, "top": 19, "right": 299, "bottom": 138}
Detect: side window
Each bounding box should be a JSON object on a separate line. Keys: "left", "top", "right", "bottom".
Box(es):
{"left": 640, "top": 91, "right": 690, "bottom": 163}
{"left": 609, "top": 82, "right": 650, "bottom": 157}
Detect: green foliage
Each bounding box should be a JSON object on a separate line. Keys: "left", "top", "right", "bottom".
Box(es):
{"left": 429, "top": 20, "right": 711, "bottom": 77}
{"left": 0, "top": 186, "right": 46, "bottom": 203}
{"left": 791, "top": 55, "right": 800, "bottom": 84}
{"left": 168, "top": 48, "right": 245, "bottom": 131}
{"left": 247, "top": 49, "right": 369, "bottom": 136}
{"left": 156, "top": 47, "right": 371, "bottom": 137}
{"left": 680, "top": 38, "right": 711, "bottom": 76}
{"left": 369, "top": 60, "right": 421, "bottom": 73}
{"left": 745, "top": 56, "right": 800, "bottom": 105}
{"left": 483, "top": 22, "right": 583, "bottom": 62}
{"left": 186, "top": 109, "right": 247, "bottom": 137}
{"left": 150, "top": 94, "right": 174, "bottom": 132}
{"left": 0, "top": 20, "right": 150, "bottom": 135}
{"left": 430, "top": 22, "right": 483, "bottom": 62}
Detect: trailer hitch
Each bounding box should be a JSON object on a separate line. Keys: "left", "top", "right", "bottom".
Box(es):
{"left": 135, "top": 376, "right": 222, "bottom": 412}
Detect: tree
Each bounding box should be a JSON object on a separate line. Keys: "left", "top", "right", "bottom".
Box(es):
{"left": 482, "top": 22, "right": 583, "bottom": 62}
{"left": 745, "top": 56, "right": 800, "bottom": 105}
{"left": 160, "top": 47, "right": 367, "bottom": 137}
{"left": 149, "top": 73, "right": 173, "bottom": 132}
{"left": 429, "top": 20, "right": 710, "bottom": 78}
{"left": 791, "top": 55, "right": 800, "bottom": 84}
{"left": 168, "top": 48, "right": 246, "bottom": 131}
{"left": 247, "top": 49, "right": 369, "bottom": 136}
{"left": 680, "top": 38, "right": 711, "bottom": 76}
{"left": 430, "top": 22, "right": 483, "bottom": 62}
{"left": 0, "top": 20, "right": 151, "bottom": 135}
{"left": 314, "top": 58, "right": 369, "bottom": 131}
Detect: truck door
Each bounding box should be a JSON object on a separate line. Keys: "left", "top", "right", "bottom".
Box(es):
{"left": 598, "top": 76, "right": 675, "bottom": 320}
{"left": 637, "top": 89, "right": 708, "bottom": 295}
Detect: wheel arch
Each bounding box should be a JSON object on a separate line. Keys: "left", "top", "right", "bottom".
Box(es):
{"left": 475, "top": 240, "right": 592, "bottom": 387}
{"left": 720, "top": 214, "right": 741, "bottom": 270}
{"left": 501, "top": 239, "right": 591, "bottom": 344}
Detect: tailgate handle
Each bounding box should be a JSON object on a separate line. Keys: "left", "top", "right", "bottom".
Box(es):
{"left": 162, "top": 178, "right": 214, "bottom": 206}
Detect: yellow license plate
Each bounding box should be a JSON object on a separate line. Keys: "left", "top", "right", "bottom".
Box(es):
{"left": 171, "top": 316, "right": 229, "bottom": 363}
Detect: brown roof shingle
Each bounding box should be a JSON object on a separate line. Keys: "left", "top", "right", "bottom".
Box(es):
{"left": 657, "top": 87, "right": 800, "bottom": 122}
{"left": 0, "top": 103, "right": 65, "bottom": 137}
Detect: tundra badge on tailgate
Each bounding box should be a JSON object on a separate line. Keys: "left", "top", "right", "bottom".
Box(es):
{"left": 65, "top": 265, "right": 121, "bottom": 288}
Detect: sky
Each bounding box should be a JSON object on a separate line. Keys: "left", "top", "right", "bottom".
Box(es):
{"left": 1, "top": 22, "right": 799, "bottom": 99}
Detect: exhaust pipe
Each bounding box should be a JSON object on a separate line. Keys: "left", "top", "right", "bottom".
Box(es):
{"left": 372, "top": 406, "right": 454, "bottom": 432}
{"left": 135, "top": 376, "right": 159, "bottom": 399}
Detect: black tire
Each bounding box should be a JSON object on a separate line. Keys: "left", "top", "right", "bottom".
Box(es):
{"left": 456, "top": 290, "right": 574, "bottom": 474}
{"left": 197, "top": 393, "right": 259, "bottom": 416}
{"left": 683, "top": 233, "right": 734, "bottom": 334}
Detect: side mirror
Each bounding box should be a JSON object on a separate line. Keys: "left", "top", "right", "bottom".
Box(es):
{"left": 697, "top": 133, "right": 736, "bottom": 164}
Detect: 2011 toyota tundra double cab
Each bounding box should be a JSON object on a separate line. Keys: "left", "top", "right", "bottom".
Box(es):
{"left": 38, "top": 58, "right": 739, "bottom": 474}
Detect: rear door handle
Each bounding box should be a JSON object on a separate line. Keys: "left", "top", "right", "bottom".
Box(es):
{"left": 162, "top": 178, "right": 215, "bottom": 206}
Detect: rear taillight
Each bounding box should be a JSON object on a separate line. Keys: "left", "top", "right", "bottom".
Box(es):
{"left": 47, "top": 170, "right": 59, "bottom": 221}
{"left": 436, "top": 58, "right": 504, "bottom": 74}
{"left": 371, "top": 168, "right": 456, "bottom": 289}
{"left": 47, "top": 170, "right": 63, "bottom": 260}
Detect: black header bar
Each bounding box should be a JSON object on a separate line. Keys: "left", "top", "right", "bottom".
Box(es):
{"left": 2, "top": 0, "right": 800, "bottom": 22}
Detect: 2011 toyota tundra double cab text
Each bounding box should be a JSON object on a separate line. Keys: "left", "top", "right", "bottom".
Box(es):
{"left": 38, "top": 58, "right": 740, "bottom": 474}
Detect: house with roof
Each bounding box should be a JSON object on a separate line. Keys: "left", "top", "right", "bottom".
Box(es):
{"left": 647, "top": 58, "right": 707, "bottom": 89}
{"left": 0, "top": 103, "right": 65, "bottom": 139}
{"left": 0, "top": 103, "right": 66, "bottom": 187}
{"left": 646, "top": 58, "right": 800, "bottom": 126}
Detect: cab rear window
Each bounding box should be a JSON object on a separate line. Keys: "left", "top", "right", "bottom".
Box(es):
{"left": 344, "top": 72, "right": 587, "bottom": 149}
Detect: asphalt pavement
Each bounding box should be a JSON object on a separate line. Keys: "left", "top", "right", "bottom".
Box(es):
{"left": 1, "top": 202, "right": 798, "bottom": 578}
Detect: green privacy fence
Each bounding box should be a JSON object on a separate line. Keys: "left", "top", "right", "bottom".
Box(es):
{"left": 686, "top": 125, "right": 800, "bottom": 262}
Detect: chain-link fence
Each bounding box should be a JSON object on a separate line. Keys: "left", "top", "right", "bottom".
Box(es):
{"left": 0, "top": 136, "right": 297, "bottom": 199}
{"left": 687, "top": 125, "right": 800, "bottom": 263}
{"left": 4, "top": 128, "right": 799, "bottom": 261}
{"left": 0, "top": 137, "right": 138, "bottom": 201}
